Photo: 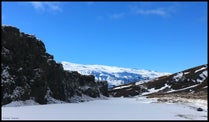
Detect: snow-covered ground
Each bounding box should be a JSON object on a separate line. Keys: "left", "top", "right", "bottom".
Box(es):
{"left": 2, "top": 97, "right": 207, "bottom": 120}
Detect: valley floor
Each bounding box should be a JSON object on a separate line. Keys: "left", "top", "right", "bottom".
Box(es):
{"left": 1, "top": 96, "right": 208, "bottom": 120}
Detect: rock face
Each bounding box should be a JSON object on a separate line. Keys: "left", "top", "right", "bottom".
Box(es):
{"left": 1, "top": 25, "right": 109, "bottom": 105}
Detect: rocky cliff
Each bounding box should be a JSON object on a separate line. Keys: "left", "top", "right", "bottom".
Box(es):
{"left": 1, "top": 25, "right": 108, "bottom": 105}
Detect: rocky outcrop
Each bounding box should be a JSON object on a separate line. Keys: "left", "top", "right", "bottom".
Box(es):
{"left": 1, "top": 25, "right": 108, "bottom": 105}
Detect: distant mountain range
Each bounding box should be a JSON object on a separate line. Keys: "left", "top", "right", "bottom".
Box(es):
{"left": 108, "top": 64, "right": 208, "bottom": 98}
{"left": 62, "top": 61, "right": 170, "bottom": 88}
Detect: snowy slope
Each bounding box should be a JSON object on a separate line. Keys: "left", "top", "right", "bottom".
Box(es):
{"left": 109, "top": 64, "right": 208, "bottom": 97}
{"left": 62, "top": 61, "right": 170, "bottom": 87}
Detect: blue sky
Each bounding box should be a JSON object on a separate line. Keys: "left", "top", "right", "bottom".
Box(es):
{"left": 2, "top": 2, "right": 207, "bottom": 73}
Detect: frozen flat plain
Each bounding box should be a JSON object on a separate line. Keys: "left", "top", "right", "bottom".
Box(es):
{"left": 2, "top": 96, "right": 207, "bottom": 120}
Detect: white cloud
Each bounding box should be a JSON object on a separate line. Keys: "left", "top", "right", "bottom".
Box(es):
{"left": 45, "top": 2, "right": 62, "bottom": 12}
{"left": 30, "top": 2, "right": 62, "bottom": 13}
{"left": 131, "top": 3, "right": 179, "bottom": 18}
{"left": 107, "top": 5, "right": 178, "bottom": 20}
{"left": 136, "top": 9, "right": 167, "bottom": 16}
{"left": 31, "top": 2, "right": 45, "bottom": 11}
{"left": 110, "top": 13, "right": 125, "bottom": 19}
{"left": 98, "top": 3, "right": 178, "bottom": 21}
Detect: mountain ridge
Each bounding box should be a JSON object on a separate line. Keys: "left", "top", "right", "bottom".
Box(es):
{"left": 62, "top": 61, "right": 171, "bottom": 88}
{"left": 108, "top": 64, "right": 207, "bottom": 98}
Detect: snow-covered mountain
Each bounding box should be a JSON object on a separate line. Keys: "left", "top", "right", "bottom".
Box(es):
{"left": 109, "top": 64, "right": 208, "bottom": 97}
{"left": 62, "top": 61, "right": 170, "bottom": 87}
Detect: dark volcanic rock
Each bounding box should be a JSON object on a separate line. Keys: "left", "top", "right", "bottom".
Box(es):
{"left": 197, "top": 107, "right": 203, "bottom": 111}
{"left": 97, "top": 80, "right": 109, "bottom": 97}
{"left": 1, "top": 25, "right": 109, "bottom": 105}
